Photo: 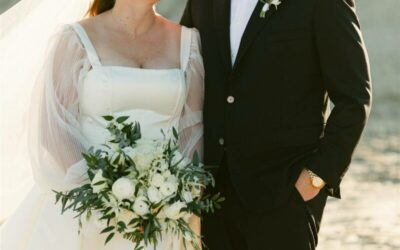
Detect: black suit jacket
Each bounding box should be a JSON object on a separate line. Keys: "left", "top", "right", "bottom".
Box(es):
{"left": 181, "top": 0, "right": 371, "bottom": 211}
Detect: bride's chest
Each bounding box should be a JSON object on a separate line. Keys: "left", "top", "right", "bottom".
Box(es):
{"left": 78, "top": 67, "right": 186, "bottom": 117}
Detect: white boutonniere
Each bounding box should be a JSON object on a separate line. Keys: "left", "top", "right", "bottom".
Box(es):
{"left": 259, "top": 0, "right": 282, "bottom": 18}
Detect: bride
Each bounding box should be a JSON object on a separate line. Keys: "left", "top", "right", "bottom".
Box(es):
{"left": 0, "top": 0, "right": 204, "bottom": 249}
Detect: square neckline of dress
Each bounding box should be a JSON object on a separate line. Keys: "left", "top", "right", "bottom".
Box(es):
{"left": 71, "top": 22, "right": 189, "bottom": 73}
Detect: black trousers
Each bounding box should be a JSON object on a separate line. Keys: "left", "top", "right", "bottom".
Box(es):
{"left": 202, "top": 155, "right": 328, "bottom": 250}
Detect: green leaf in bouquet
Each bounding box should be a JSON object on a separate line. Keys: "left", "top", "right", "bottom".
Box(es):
{"left": 143, "top": 223, "right": 151, "bottom": 244}
{"left": 99, "top": 213, "right": 115, "bottom": 221}
{"left": 117, "top": 221, "right": 127, "bottom": 232}
{"left": 54, "top": 191, "right": 62, "bottom": 204}
{"left": 128, "top": 217, "right": 140, "bottom": 226}
{"left": 105, "top": 232, "right": 115, "bottom": 244}
{"left": 102, "top": 192, "right": 111, "bottom": 202}
{"left": 192, "top": 151, "right": 200, "bottom": 166}
{"left": 93, "top": 180, "right": 106, "bottom": 186}
{"left": 172, "top": 127, "right": 179, "bottom": 140}
{"left": 87, "top": 170, "right": 95, "bottom": 181}
{"left": 112, "top": 154, "right": 121, "bottom": 165}
{"left": 103, "top": 115, "right": 114, "bottom": 121}
{"left": 101, "top": 226, "right": 115, "bottom": 234}
{"left": 101, "top": 207, "right": 112, "bottom": 215}
{"left": 116, "top": 116, "right": 130, "bottom": 123}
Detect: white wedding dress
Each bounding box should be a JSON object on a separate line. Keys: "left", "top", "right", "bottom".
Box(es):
{"left": 0, "top": 23, "right": 204, "bottom": 250}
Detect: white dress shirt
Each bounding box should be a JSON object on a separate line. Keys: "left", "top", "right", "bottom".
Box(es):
{"left": 230, "top": 0, "right": 259, "bottom": 65}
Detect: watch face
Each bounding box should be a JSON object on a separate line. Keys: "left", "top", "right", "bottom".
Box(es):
{"left": 313, "top": 178, "right": 323, "bottom": 188}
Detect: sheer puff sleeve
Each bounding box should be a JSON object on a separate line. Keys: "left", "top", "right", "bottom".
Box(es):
{"left": 178, "top": 28, "right": 205, "bottom": 162}
{"left": 177, "top": 27, "right": 204, "bottom": 247}
{"left": 28, "top": 25, "right": 92, "bottom": 191}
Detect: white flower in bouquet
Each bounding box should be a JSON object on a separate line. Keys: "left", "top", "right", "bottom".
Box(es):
{"left": 162, "top": 170, "right": 172, "bottom": 178}
{"left": 147, "top": 186, "right": 162, "bottom": 204}
{"left": 164, "top": 201, "right": 187, "bottom": 220}
{"left": 160, "top": 181, "right": 178, "bottom": 197}
{"left": 166, "top": 175, "right": 178, "bottom": 186}
{"left": 112, "top": 177, "right": 136, "bottom": 200}
{"left": 131, "top": 140, "right": 157, "bottom": 172}
{"left": 133, "top": 196, "right": 150, "bottom": 216}
{"left": 181, "top": 191, "right": 194, "bottom": 203}
{"left": 55, "top": 116, "right": 225, "bottom": 250}
{"left": 150, "top": 173, "right": 165, "bottom": 188}
{"left": 91, "top": 170, "right": 108, "bottom": 193}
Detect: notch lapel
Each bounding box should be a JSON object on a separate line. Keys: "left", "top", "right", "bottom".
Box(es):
{"left": 213, "top": 0, "right": 232, "bottom": 72}
{"left": 233, "top": 2, "right": 277, "bottom": 71}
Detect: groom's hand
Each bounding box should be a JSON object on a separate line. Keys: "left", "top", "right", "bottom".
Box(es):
{"left": 295, "top": 169, "right": 321, "bottom": 202}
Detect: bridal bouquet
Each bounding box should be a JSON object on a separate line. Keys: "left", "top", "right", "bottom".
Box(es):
{"left": 54, "top": 115, "right": 223, "bottom": 250}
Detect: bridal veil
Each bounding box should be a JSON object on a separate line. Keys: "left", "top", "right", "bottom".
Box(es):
{"left": 0, "top": 0, "right": 91, "bottom": 221}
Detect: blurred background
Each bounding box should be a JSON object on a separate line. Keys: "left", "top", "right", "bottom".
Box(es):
{"left": 1, "top": 0, "right": 399, "bottom": 249}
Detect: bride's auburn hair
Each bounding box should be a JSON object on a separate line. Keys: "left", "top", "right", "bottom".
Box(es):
{"left": 87, "top": 0, "right": 116, "bottom": 16}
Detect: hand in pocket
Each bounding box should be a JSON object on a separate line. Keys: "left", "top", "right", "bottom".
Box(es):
{"left": 294, "top": 168, "right": 320, "bottom": 202}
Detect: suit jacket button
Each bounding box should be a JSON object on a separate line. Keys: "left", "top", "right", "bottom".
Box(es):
{"left": 227, "top": 96, "right": 235, "bottom": 104}
{"left": 219, "top": 138, "right": 225, "bottom": 146}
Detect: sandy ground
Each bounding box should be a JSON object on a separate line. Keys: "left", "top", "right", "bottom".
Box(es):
{"left": 1, "top": 0, "right": 399, "bottom": 249}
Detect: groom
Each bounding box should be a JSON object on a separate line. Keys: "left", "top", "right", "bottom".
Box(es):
{"left": 181, "top": 0, "right": 371, "bottom": 249}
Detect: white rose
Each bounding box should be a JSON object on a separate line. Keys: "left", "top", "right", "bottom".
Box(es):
{"left": 162, "top": 170, "right": 172, "bottom": 178}
{"left": 91, "top": 170, "right": 108, "bottom": 193}
{"left": 160, "top": 182, "right": 178, "bottom": 197}
{"left": 164, "top": 201, "right": 187, "bottom": 220}
{"left": 151, "top": 173, "right": 165, "bottom": 188}
{"left": 133, "top": 196, "right": 150, "bottom": 216}
{"left": 181, "top": 191, "right": 193, "bottom": 203}
{"left": 112, "top": 177, "right": 135, "bottom": 200}
{"left": 131, "top": 149, "right": 154, "bottom": 173}
{"left": 147, "top": 186, "right": 162, "bottom": 204}
{"left": 166, "top": 175, "right": 178, "bottom": 186}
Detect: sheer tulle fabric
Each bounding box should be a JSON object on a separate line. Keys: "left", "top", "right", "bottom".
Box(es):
{"left": 0, "top": 0, "right": 90, "bottom": 221}
{"left": 1, "top": 23, "right": 204, "bottom": 250}
{"left": 28, "top": 25, "right": 204, "bottom": 192}
{"left": 28, "top": 27, "right": 91, "bottom": 192}
{"left": 178, "top": 28, "right": 205, "bottom": 160}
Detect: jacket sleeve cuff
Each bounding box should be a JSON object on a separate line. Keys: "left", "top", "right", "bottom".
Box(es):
{"left": 306, "top": 153, "right": 343, "bottom": 198}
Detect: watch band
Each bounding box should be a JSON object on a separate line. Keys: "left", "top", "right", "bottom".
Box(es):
{"left": 306, "top": 169, "right": 326, "bottom": 189}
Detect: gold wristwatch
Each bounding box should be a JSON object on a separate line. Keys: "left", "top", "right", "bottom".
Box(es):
{"left": 306, "top": 169, "right": 326, "bottom": 189}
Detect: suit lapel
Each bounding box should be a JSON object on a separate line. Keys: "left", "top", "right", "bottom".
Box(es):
{"left": 233, "top": 2, "right": 277, "bottom": 71}
{"left": 213, "top": 0, "right": 232, "bottom": 72}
